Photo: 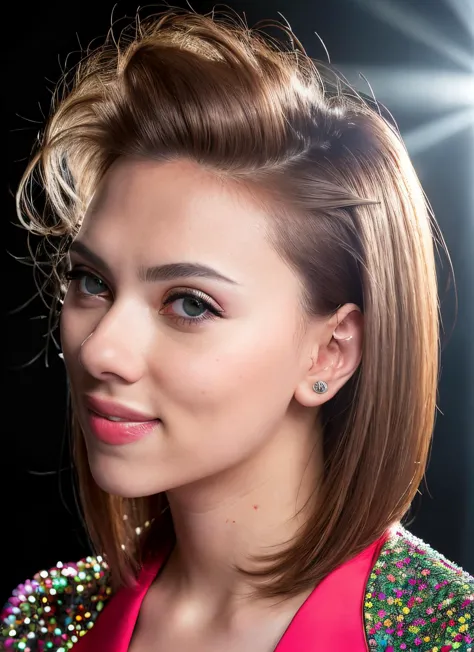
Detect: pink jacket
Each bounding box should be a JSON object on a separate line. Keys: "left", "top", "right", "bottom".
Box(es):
{"left": 2, "top": 526, "right": 473, "bottom": 651}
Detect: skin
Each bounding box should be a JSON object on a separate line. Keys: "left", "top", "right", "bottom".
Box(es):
{"left": 60, "top": 157, "right": 363, "bottom": 647}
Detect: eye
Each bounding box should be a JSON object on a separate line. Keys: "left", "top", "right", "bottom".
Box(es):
{"left": 161, "top": 290, "right": 223, "bottom": 325}
{"left": 65, "top": 268, "right": 109, "bottom": 297}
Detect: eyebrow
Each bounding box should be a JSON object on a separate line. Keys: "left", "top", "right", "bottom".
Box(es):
{"left": 69, "top": 240, "right": 239, "bottom": 286}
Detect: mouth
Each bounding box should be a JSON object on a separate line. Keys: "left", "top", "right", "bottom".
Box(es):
{"left": 91, "top": 410, "right": 157, "bottom": 423}
{"left": 83, "top": 395, "right": 161, "bottom": 445}
{"left": 86, "top": 409, "right": 162, "bottom": 445}
{"left": 84, "top": 394, "right": 159, "bottom": 422}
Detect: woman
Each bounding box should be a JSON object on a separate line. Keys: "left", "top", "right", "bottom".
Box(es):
{"left": 2, "top": 8, "right": 473, "bottom": 652}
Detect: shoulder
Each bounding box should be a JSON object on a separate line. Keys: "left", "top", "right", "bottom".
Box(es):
{"left": 364, "top": 525, "right": 474, "bottom": 651}
{"left": 1, "top": 555, "right": 112, "bottom": 651}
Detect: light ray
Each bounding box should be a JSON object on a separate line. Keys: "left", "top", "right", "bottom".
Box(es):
{"left": 403, "top": 108, "right": 474, "bottom": 154}
{"left": 443, "top": 0, "right": 474, "bottom": 40}
{"left": 338, "top": 67, "right": 474, "bottom": 112}
{"left": 351, "top": 0, "right": 473, "bottom": 72}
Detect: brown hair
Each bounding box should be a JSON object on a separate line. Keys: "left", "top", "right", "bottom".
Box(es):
{"left": 18, "top": 8, "right": 445, "bottom": 599}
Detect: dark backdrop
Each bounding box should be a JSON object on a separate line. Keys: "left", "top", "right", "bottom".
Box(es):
{"left": 5, "top": 0, "right": 473, "bottom": 601}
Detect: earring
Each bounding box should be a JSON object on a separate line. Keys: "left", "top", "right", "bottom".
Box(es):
{"left": 312, "top": 380, "right": 328, "bottom": 394}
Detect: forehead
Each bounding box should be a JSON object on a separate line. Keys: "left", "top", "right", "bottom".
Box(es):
{"left": 79, "top": 158, "right": 297, "bottom": 289}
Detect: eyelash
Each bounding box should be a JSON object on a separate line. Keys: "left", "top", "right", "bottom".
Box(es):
{"left": 64, "top": 268, "right": 224, "bottom": 326}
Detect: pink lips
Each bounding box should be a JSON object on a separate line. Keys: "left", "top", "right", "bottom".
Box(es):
{"left": 84, "top": 395, "right": 161, "bottom": 445}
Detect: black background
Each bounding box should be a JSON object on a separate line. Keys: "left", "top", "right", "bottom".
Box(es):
{"left": 5, "top": 0, "right": 473, "bottom": 601}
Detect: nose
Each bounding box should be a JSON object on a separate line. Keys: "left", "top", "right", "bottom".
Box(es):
{"left": 78, "top": 302, "right": 148, "bottom": 384}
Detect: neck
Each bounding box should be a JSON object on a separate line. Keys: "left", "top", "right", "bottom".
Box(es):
{"left": 159, "top": 410, "right": 322, "bottom": 617}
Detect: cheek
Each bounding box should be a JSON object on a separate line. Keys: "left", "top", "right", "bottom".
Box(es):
{"left": 152, "top": 320, "right": 300, "bottom": 415}
{"left": 148, "top": 329, "right": 300, "bottom": 478}
{"left": 60, "top": 307, "right": 77, "bottom": 359}
{"left": 59, "top": 301, "right": 93, "bottom": 372}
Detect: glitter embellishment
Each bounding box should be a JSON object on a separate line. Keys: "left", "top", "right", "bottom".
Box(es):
{"left": 364, "top": 527, "right": 474, "bottom": 651}
{"left": 1, "top": 556, "right": 111, "bottom": 651}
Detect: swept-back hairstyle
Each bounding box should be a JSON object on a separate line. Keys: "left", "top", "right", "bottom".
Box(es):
{"left": 18, "top": 8, "right": 444, "bottom": 599}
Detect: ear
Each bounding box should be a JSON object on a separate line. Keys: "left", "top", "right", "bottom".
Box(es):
{"left": 294, "top": 305, "right": 363, "bottom": 408}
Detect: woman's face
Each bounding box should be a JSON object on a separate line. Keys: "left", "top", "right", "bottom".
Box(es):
{"left": 61, "top": 158, "right": 323, "bottom": 497}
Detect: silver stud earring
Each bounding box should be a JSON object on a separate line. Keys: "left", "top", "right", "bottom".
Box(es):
{"left": 312, "top": 380, "right": 328, "bottom": 394}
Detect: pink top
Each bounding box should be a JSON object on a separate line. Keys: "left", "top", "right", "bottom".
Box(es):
{"left": 73, "top": 531, "right": 389, "bottom": 651}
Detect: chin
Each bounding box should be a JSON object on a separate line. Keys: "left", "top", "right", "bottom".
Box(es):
{"left": 87, "top": 452, "right": 165, "bottom": 498}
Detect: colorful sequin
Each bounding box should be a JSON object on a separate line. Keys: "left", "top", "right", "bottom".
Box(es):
{"left": 1, "top": 556, "right": 111, "bottom": 651}
{"left": 1, "top": 526, "right": 473, "bottom": 650}
{"left": 365, "top": 528, "right": 473, "bottom": 651}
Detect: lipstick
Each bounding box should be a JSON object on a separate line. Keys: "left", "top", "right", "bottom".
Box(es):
{"left": 84, "top": 395, "right": 161, "bottom": 445}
